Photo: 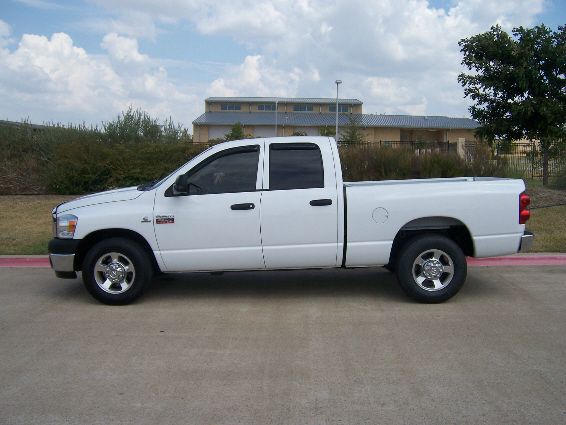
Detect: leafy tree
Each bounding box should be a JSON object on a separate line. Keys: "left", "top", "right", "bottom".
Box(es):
{"left": 458, "top": 24, "right": 566, "bottom": 185}
{"left": 339, "top": 114, "right": 364, "bottom": 144}
{"left": 224, "top": 122, "right": 246, "bottom": 141}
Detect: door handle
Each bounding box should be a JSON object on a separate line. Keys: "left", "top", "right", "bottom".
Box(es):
{"left": 231, "top": 203, "right": 255, "bottom": 210}
{"left": 310, "top": 199, "right": 332, "bottom": 206}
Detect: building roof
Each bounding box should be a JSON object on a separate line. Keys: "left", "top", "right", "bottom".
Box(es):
{"left": 193, "top": 112, "right": 479, "bottom": 130}
{"left": 205, "top": 97, "right": 363, "bottom": 105}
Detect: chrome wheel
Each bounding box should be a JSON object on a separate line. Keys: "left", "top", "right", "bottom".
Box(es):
{"left": 411, "top": 248, "right": 454, "bottom": 292}
{"left": 93, "top": 252, "right": 136, "bottom": 294}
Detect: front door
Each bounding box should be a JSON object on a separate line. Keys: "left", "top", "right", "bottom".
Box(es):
{"left": 154, "top": 144, "right": 264, "bottom": 272}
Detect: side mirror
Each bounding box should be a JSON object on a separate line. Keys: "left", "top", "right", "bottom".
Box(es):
{"left": 172, "top": 174, "right": 189, "bottom": 196}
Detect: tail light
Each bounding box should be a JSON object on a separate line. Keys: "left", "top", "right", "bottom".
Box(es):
{"left": 519, "top": 192, "right": 530, "bottom": 224}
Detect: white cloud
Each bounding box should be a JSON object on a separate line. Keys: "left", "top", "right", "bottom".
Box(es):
{"left": 0, "top": 20, "right": 11, "bottom": 38}
{"left": 1, "top": 0, "right": 548, "bottom": 127}
{"left": 101, "top": 32, "right": 148, "bottom": 63}
{"left": 0, "top": 33, "right": 122, "bottom": 112}
{"left": 363, "top": 77, "right": 427, "bottom": 115}
{"left": 79, "top": 13, "right": 159, "bottom": 40}
{"left": 0, "top": 19, "right": 12, "bottom": 47}
{"left": 86, "top": 0, "right": 545, "bottom": 118}
{"left": 0, "top": 30, "right": 198, "bottom": 126}
{"left": 206, "top": 55, "right": 320, "bottom": 98}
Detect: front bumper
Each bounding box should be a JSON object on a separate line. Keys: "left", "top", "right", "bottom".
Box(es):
{"left": 519, "top": 231, "right": 534, "bottom": 252}
{"left": 48, "top": 239, "right": 81, "bottom": 278}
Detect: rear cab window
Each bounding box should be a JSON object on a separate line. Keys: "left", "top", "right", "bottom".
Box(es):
{"left": 269, "top": 143, "right": 324, "bottom": 190}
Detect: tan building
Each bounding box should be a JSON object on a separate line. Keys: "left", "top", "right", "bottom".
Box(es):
{"left": 192, "top": 97, "right": 479, "bottom": 144}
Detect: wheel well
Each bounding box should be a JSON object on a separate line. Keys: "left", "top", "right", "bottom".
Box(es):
{"left": 74, "top": 229, "right": 160, "bottom": 273}
{"left": 388, "top": 217, "right": 474, "bottom": 266}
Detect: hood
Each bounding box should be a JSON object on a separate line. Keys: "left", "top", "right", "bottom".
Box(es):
{"left": 56, "top": 186, "right": 144, "bottom": 213}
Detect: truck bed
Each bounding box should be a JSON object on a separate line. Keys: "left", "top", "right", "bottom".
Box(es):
{"left": 343, "top": 177, "right": 525, "bottom": 266}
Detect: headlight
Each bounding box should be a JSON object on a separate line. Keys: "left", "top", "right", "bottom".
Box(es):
{"left": 56, "top": 214, "right": 78, "bottom": 239}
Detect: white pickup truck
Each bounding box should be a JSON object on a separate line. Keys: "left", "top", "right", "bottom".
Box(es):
{"left": 49, "top": 136, "right": 533, "bottom": 305}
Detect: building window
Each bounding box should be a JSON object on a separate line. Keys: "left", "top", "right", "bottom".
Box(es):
{"left": 293, "top": 104, "right": 314, "bottom": 112}
{"left": 220, "top": 104, "right": 241, "bottom": 111}
{"left": 329, "top": 104, "right": 350, "bottom": 113}
{"left": 258, "top": 104, "right": 276, "bottom": 111}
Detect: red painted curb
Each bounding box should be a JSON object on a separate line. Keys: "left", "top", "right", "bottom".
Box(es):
{"left": 1, "top": 256, "right": 565, "bottom": 269}
{"left": 0, "top": 258, "right": 50, "bottom": 268}
{"left": 467, "top": 256, "right": 566, "bottom": 267}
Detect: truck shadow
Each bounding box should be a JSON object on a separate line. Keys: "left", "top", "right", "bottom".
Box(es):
{"left": 146, "top": 267, "right": 407, "bottom": 302}
{"left": 54, "top": 268, "right": 500, "bottom": 304}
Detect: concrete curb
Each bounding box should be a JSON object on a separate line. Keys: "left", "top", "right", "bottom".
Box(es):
{"left": 1, "top": 255, "right": 566, "bottom": 268}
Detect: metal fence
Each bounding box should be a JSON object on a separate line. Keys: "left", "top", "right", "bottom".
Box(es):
{"left": 466, "top": 141, "right": 566, "bottom": 179}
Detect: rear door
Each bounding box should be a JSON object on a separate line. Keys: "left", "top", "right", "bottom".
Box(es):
{"left": 260, "top": 141, "right": 339, "bottom": 268}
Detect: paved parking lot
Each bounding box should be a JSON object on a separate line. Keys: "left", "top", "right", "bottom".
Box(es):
{"left": 1, "top": 266, "right": 565, "bottom": 424}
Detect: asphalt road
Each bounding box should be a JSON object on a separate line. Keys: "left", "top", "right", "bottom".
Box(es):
{"left": 1, "top": 266, "right": 565, "bottom": 425}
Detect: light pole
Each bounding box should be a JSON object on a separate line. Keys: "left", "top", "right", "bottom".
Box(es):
{"left": 274, "top": 99, "right": 278, "bottom": 137}
{"left": 335, "top": 80, "right": 342, "bottom": 141}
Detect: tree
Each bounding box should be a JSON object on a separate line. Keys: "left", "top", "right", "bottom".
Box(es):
{"left": 340, "top": 114, "right": 364, "bottom": 144}
{"left": 291, "top": 130, "right": 307, "bottom": 136}
{"left": 224, "top": 122, "right": 245, "bottom": 141}
{"left": 458, "top": 24, "right": 566, "bottom": 185}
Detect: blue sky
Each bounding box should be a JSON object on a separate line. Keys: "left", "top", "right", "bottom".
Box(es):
{"left": 0, "top": 0, "right": 564, "bottom": 128}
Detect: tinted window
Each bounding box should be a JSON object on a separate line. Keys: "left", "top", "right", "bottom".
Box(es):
{"left": 186, "top": 147, "right": 259, "bottom": 194}
{"left": 269, "top": 144, "right": 324, "bottom": 190}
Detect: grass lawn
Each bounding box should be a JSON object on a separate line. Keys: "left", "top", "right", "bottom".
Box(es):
{"left": 0, "top": 195, "right": 73, "bottom": 255}
{"left": 527, "top": 205, "right": 566, "bottom": 252}
{"left": 0, "top": 191, "right": 564, "bottom": 255}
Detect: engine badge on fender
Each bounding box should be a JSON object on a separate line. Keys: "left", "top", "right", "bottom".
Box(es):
{"left": 156, "top": 215, "right": 174, "bottom": 224}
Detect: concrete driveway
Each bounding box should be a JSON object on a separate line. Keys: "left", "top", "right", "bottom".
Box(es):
{"left": 0, "top": 266, "right": 565, "bottom": 425}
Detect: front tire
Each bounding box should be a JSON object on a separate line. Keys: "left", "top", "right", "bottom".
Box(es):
{"left": 82, "top": 238, "right": 152, "bottom": 305}
{"left": 396, "top": 235, "right": 466, "bottom": 303}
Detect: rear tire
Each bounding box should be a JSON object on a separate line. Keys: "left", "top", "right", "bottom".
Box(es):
{"left": 396, "top": 235, "right": 466, "bottom": 303}
{"left": 82, "top": 238, "right": 152, "bottom": 305}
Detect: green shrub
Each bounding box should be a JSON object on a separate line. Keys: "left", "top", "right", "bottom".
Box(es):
{"left": 1, "top": 113, "right": 518, "bottom": 195}
{"left": 339, "top": 144, "right": 410, "bottom": 181}
{"left": 101, "top": 107, "right": 191, "bottom": 144}
{"left": 464, "top": 142, "right": 509, "bottom": 177}
{"left": 47, "top": 142, "right": 208, "bottom": 194}
{"left": 0, "top": 122, "right": 53, "bottom": 194}
{"left": 417, "top": 152, "right": 466, "bottom": 178}
{"left": 49, "top": 144, "right": 112, "bottom": 194}
{"left": 0, "top": 108, "right": 196, "bottom": 195}
{"left": 339, "top": 143, "right": 512, "bottom": 182}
